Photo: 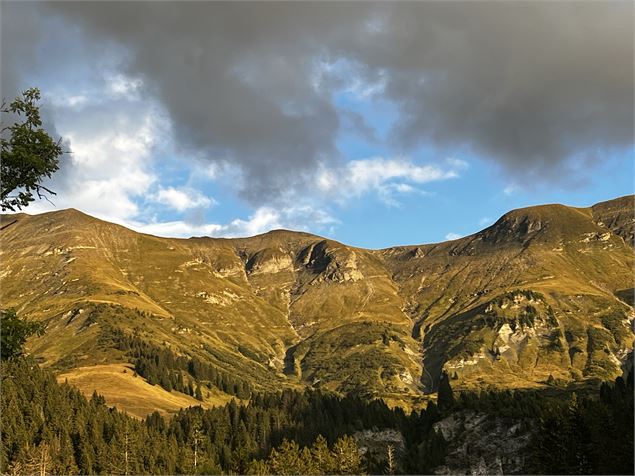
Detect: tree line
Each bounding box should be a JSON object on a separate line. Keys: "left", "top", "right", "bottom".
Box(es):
{"left": 0, "top": 356, "right": 447, "bottom": 475}
{"left": 109, "top": 328, "right": 253, "bottom": 400}
{"left": 1, "top": 310, "right": 633, "bottom": 475}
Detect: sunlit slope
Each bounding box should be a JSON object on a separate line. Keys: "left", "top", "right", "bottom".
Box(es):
{"left": 0, "top": 195, "right": 632, "bottom": 414}
{"left": 56, "top": 363, "right": 231, "bottom": 419}
{"left": 0, "top": 210, "right": 302, "bottom": 396}
{"left": 379, "top": 197, "right": 634, "bottom": 390}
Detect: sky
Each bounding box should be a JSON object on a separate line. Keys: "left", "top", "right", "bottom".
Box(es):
{"left": 1, "top": 1, "right": 633, "bottom": 249}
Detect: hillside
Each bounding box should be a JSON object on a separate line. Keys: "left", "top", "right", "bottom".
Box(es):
{"left": 0, "top": 196, "right": 633, "bottom": 415}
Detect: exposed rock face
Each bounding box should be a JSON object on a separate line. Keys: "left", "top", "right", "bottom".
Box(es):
{"left": 319, "top": 251, "right": 364, "bottom": 283}
{"left": 433, "top": 411, "right": 533, "bottom": 475}
{"left": 422, "top": 287, "right": 632, "bottom": 392}
{"left": 300, "top": 241, "right": 364, "bottom": 283}
{"left": 354, "top": 429, "right": 406, "bottom": 470}
{"left": 246, "top": 248, "right": 294, "bottom": 275}
{"left": 592, "top": 195, "right": 634, "bottom": 246}
{"left": 480, "top": 210, "right": 546, "bottom": 245}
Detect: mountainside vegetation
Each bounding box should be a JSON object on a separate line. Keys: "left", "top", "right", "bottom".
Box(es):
{"left": 0, "top": 356, "right": 439, "bottom": 475}
{"left": 0, "top": 196, "right": 632, "bottom": 414}
{"left": 1, "top": 354, "right": 632, "bottom": 475}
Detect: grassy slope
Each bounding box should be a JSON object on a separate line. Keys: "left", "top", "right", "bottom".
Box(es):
{"left": 379, "top": 198, "right": 634, "bottom": 391}
{"left": 0, "top": 196, "right": 632, "bottom": 415}
{"left": 56, "top": 363, "right": 232, "bottom": 419}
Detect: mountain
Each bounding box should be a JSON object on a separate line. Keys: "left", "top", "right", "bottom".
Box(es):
{"left": 0, "top": 196, "right": 633, "bottom": 415}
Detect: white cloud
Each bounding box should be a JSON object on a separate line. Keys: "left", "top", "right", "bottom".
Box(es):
{"left": 345, "top": 70, "right": 387, "bottom": 99}
{"left": 315, "top": 156, "right": 463, "bottom": 206}
{"left": 128, "top": 204, "right": 338, "bottom": 239}
{"left": 15, "top": 74, "right": 339, "bottom": 240}
{"left": 24, "top": 99, "right": 166, "bottom": 225}
{"left": 313, "top": 57, "right": 388, "bottom": 100}
{"left": 390, "top": 183, "right": 417, "bottom": 194}
{"left": 478, "top": 216, "right": 492, "bottom": 227}
{"left": 153, "top": 187, "right": 214, "bottom": 212}
{"left": 445, "top": 232, "right": 463, "bottom": 241}
{"left": 445, "top": 157, "right": 469, "bottom": 170}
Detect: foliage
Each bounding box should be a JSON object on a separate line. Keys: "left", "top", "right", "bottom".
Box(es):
{"left": 1, "top": 88, "right": 63, "bottom": 211}
{"left": 248, "top": 434, "right": 365, "bottom": 475}
{"left": 2, "top": 352, "right": 632, "bottom": 475}
{"left": 437, "top": 371, "right": 454, "bottom": 412}
{"left": 293, "top": 322, "right": 412, "bottom": 396}
{"left": 453, "top": 373, "right": 634, "bottom": 475}
{"left": 529, "top": 373, "right": 634, "bottom": 475}
{"left": 0, "top": 357, "right": 444, "bottom": 474}
{"left": 109, "top": 328, "right": 253, "bottom": 399}
{"left": 0, "top": 309, "right": 45, "bottom": 361}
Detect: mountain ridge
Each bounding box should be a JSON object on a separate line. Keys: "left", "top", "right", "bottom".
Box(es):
{"left": 6, "top": 193, "right": 632, "bottom": 249}
{"left": 0, "top": 195, "right": 632, "bottom": 415}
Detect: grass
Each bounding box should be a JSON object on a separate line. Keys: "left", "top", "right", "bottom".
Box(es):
{"left": 56, "top": 363, "right": 233, "bottom": 419}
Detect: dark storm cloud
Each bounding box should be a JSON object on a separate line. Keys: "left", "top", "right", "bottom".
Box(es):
{"left": 368, "top": 2, "right": 634, "bottom": 177}
{"left": 37, "top": 2, "right": 366, "bottom": 202}
{"left": 5, "top": 1, "right": 633, "bottom": 201}
{"left": 1, "top": 2, "right": 69, "bottom": 162}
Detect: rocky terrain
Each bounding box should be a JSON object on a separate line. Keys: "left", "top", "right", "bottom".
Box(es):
{"left": 433, "top": 411, "right": 532, "bottom": 475}
{"left": 0, "top": 195, "right": 632, "bottom": 414}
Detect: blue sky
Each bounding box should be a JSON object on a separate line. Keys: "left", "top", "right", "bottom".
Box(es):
{"left": 3, "top": 2, "right": 633, "bottom": 249}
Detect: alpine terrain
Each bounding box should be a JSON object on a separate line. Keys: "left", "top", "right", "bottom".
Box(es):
{"left": 1, "top": 195, "right": 632, "bottom": 416}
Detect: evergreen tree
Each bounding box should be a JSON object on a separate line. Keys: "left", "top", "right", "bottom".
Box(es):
{"left": 2, "top": 345, "right": 631, "bottom": 476}
{"left": 268, "top": 439, "right": 302, "bottom": 475}
{"left": 386, "top": 444, "right": 396, "bottom": 475}
{"left": 311, "top": 435, "right": 336, "bottom": 474}
{"left": 245, "top": 458, "right": 268, "bottom": 475}
{"left": 189, "top": 414, "right": 203, "bottom": 473}
{"left": 437, "top": 371, "right": 455, "bottom": 412}
{"left": 332, "top": 435, "right": 363, "bottom": 474}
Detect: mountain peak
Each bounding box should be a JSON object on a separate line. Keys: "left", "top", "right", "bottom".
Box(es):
{"left": 476, "top": 203, "right": 592, "bottom": 246}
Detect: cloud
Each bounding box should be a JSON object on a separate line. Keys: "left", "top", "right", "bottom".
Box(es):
{"left": 316, "top": 157, "right": 461, "bottom": 205}
{"left": 27, "top": 2, "right": 352, "bottom": 204}
{"left": 3, "top": 1, "right": 629, "bottom": 207}
{"left": 153, "top": 187, "right": 214, "bottom": 212}
{"left": 128, "top": 204, "right": 337, "bottom": 239}
{"left": 445, "top": 233, "right": 463, "bottom": 241}
{"left": 20, "top": 88, "right": 165, "bottom": 225}
{"left": 107, "top": 74, "right": 143, "bottom": 99}
{"left": 48, "top": 94, "right": 89, "bottom": 109}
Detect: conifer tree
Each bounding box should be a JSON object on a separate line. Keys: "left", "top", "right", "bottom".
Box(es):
{"left": 268, "top": 439, "right": 302, "bottom": 475}
{"left": 332, "top": 435, "right": 363, "bottom": 475}
{"left": 245, "top": 458, "right": 270, "bottom": 475}
{"left": 311, "top": 435, "right": 335, "bottom": 474}
{"left": 189, "top": 415, "right": 203, "bottom": 473}
{"left": 437, "top": 371, "right": 455, "bottom": 412}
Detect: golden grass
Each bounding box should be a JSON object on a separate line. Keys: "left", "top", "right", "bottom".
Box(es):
{"left": 56, "top": 363, "right": 233, "bottom": 419}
